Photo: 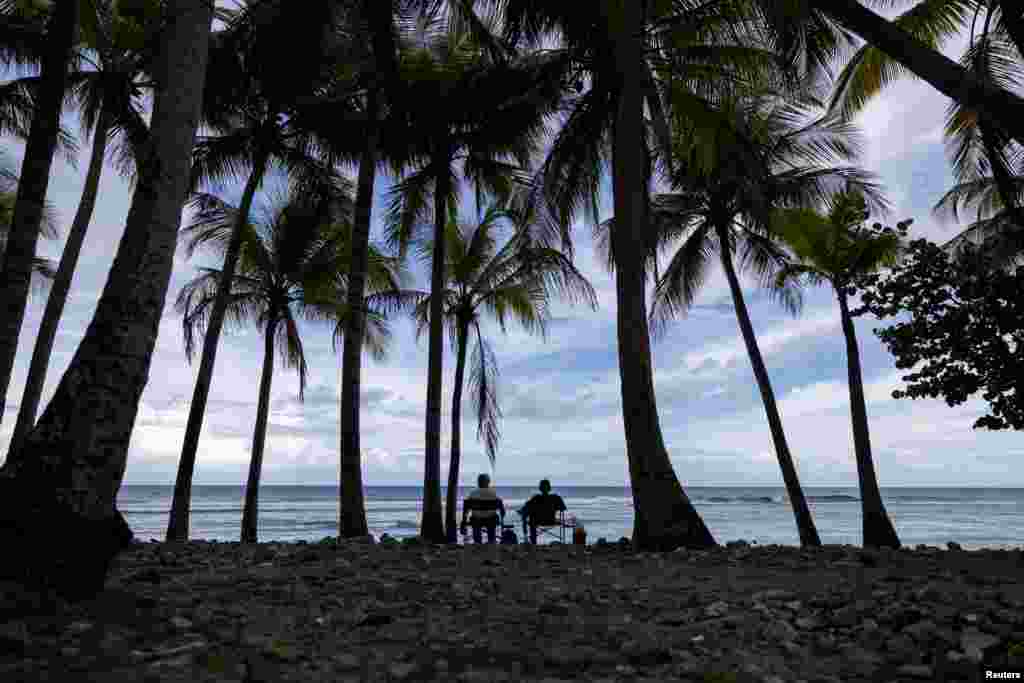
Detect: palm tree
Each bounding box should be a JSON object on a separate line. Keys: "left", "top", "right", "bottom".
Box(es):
{"left": 0, "top": 161, "right": 59, "bottom": 287}
{"left": 0, "top": 0, "right": 78, "bottom": 427}
{"left": 773, "top": 189, "right": 907, "bottom": 548}
{"left": 629, "top": 97, "right": 886, "bottom": 548}
{"left": 414, "top": 205, "right": 596, "bottom": 543}
{"left": 165, "top": 0, "right": 357, "bottom": 542}
{"left": 484, "top": 0, "right": 793, "bottom": 550}
{"left": 0, "top": 0, "right": 214, "bottom": 598}
{"left": 796, "top": 0, "right": 1024, "bottom": 144}
{"left": 334, "top": 0, "right": 404, "bottom": 540}
{"left": 7, "top": 0, "right": 154, "bottom": 460}
{"left": 829, "top": 0, "right": 1024, "bottom": 265}
{"left": 176, "top": 182, "right": 403, "bottom": 543}
{"left": 381, "top": 21, "right": 567, "bottom": 542}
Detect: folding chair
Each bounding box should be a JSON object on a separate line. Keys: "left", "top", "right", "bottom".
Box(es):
{"left": 521, "top": 509, "right": 576, "bottom": 544}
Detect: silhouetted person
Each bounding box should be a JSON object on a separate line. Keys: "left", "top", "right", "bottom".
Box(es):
{"left": 519, "top": 479, "right": 566, "bottom": 544}
{"left": 460, "top": 473, "right": 505, "bottom": 544}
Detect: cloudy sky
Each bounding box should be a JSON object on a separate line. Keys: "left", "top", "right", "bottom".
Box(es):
{"left": 1, "top": 21, "right": 1022, "bottom": 489}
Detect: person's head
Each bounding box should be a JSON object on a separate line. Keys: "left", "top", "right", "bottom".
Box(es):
{"left": 478, "top": 473, "right": 491, "bottom": 488}
{"left": 539, "top": 479, "right": 551, "bottom": 494}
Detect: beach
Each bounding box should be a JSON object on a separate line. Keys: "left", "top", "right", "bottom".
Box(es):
{"left": 3, "top": 538, "right": 1024, "bottom": 682}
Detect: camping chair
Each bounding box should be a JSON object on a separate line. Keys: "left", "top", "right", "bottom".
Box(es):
{"left": 520, "top": 509, "right": 576, "bottom": 544}
{"left": 461, "top": 497, "right": 505, "bottom": 543}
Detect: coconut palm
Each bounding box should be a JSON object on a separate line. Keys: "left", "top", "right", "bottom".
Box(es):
{"left": 165, "top": 0, "right": 360, "bottom": 542}
{"left": 0, "top": 0, "right": 213, "bottom": 598}
{"left": 0, "top": 162, "right": 59, "bottom": 287}
{"left": 772, "top": 189, "right": 907, "bottom": 548}
{"left": 7, "top": 0, "right": 155, "bottom": 460}
{"left": 413, "top": 205, "right": 596, "bottom": 543}
{"left": 481, "top": 0, "right": 804, "bottom": 550}
{"left": 381, "top": 20, "right": 568, "bottom": 542}
{"left": 829, "top": 0, "right": 1024, "bottom": 265}
{"left": 619, "top": 96, "right": 883, "bottom": 548}
{"left": 0, "top": 0, "right": 78, "bottom": 427}
{"left": 176, "top": 182, "right": 404, "bottom": 543}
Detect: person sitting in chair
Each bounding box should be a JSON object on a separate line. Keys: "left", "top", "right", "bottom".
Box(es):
{"left": 519, "top": 479, "right": 566, "bottom": 544}
{"left": 460, "top": 473, "right": 505, "bottom": 544}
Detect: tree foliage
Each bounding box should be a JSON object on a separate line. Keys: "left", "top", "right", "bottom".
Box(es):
{"left": 854, "top": 238, "right": 1024, "bottom": 431}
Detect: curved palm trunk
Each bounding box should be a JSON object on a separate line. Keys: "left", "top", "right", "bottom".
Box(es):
{"left": 338, "top": 90, "right": 379, "bottom": 539}
{"left": 997, "top": 1, "right": 1024, "bottom": 59}
{"left": 0, "top": 0, "right": 78, "bottom": 428}
{"left": 445, "top": 319, "right": 470, "bottom": 543}
{"left": 0, "top": 0, "right": 212, "bottom": 599}
{"left": 716, "top": 226, "right": 820, "bottom": 547}
{"left": 813, "top": 0, "right": 1024, "bottom": 145}
{"left": 610, "top": 2, "right": 714, "bottom": 551}
{"left": 837, "top": 291, "right": 900, "bottom": 548}
{"left": 241, "top": 318, "right": 277, "bottom": 544}
{"left": 166, "top": 159, "right": 267, "bottom": 541}
{"left": 420, "top": 154, "right": 448, "bottom": 544}
{"left": 8, "top": 113, "right": 112, "bottom": 462}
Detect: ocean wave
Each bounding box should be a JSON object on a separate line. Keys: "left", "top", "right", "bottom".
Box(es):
{"left": 807, "top": 495, "right": 859, "bottom": 502}
{"left": 701, "top": 495, "right": 781, "bottom": 504}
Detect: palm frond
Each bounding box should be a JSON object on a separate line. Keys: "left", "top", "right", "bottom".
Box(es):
{"left": 467, "top": 322, "right": 501, "bottom": 466}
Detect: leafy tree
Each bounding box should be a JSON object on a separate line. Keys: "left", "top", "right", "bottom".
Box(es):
{"left": 414, "top": 205, "right": 596, "bottom": 543}
{"left": 0, "top": 161, "right": 59, "bottom": 287}
{"left": 8, "top": 0, "right": 155, "bottom": 460}
{"left": 773, "top": 190, "right": 908, "bottom": 548}
{"left": 854, "top": 237, "right": 1024, "bottom": 430}
{"left": 176, "top": 183, "right": 403, "bottom": 543}
{"left": 0, "top": 0, "right": 214, "bottom": 598}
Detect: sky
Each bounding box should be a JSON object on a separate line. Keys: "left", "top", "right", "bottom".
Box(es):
{"left": 1, "top": 21, "right": 1023, "bottom": 488}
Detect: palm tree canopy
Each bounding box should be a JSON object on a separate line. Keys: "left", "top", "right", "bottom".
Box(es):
{"left": 412, "top": 203, "right": 596, "bottom": 463}
{"left": 772, "top": 190, "right": 909, "bottom": 291}
{"left": 176, "top": 180, "right": 405, "bottom": 398}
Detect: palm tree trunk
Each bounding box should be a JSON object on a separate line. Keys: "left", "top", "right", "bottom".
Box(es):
{"left": 837, "top": 290, "right": 900, "bottom": 548}
{"left": 7, "top": 112, "right": 112, "bottom": 463}
{"left": 609, "top": 1, "right": 714, "bottom": 551}
{"left": 420, "top": 152, "right": 448, "bottom": 544}
{"left": 997, "top": 1, "right": 1024, "bottom": 59}
{"left": 0, "top": 0, "right": 78, "bottom": 427}
{"left": 0, "top": 0, "right": 213, "bottom": 599}
{"left": 716, "top": 225, "right": 820, "bottom": 547}
{"left": 813, "top": 0, "right": 1024, "bottom": 145}
{"left": 241, "top": 317, "right": 277, "bottom": 544}
{"left": 337, "top": 90, "right": 379, "bottom": 539}
{"left": 445, "top": 318, "right": 470, "bottom": 543}
{"left": 166, "top": 158, "right": 267, "bottom": 541}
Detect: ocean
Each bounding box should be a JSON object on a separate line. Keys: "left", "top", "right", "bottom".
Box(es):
{"left": 118, "top": 485, "right": 1024, "bottom": 549}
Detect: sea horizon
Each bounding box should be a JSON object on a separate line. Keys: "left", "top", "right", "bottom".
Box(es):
{"left": 118, "top": 485, "right": 1024, "bottom": 550}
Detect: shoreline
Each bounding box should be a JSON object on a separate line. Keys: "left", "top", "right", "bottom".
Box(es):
{"left": 3, "top": 539, "right": 1024, "bottom": 681}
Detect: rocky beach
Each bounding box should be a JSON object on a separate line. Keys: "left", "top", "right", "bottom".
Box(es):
{"left": 2, "top": 538, "right": 1024, "bottom": 682}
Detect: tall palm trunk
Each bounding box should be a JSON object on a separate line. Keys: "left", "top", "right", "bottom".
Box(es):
{"left": 445, "top": 318, "right": 470, "bottom": 543}
{"left": 0, "top": 0, "right": 78, "bottom": 427}
{"left": 813, "top": 0, "right": 1024, "bottom": 145}
{"left": 338, "top": 90, "right": 379, "bottom": 539}
{"left": 420, "top": 152, "right": 449, "bottom": 543}
{"left": 610, "top": 1, "right": 714, "bottom": 551}
{"left": 167, "top": 158, "right": 267, "bottom": 541}
{"left": 837, "top": 290, "right": 900, "bottom": 548}
{"left": 0, "top": 0, "right": 213, "bottom": 599}
{"left": 8, "top": 113, "right": 112, "bottom": 462}
{"left": 241, "top": 317, "right": 277, "bottom": 543}
{"left": 716, "top": 225, "right": 820, "bottom": 547}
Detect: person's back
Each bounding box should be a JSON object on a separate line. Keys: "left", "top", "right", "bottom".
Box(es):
{"left": 461, "top": 474, "right": 504, "bottom": 544}
{"left": 520, "top": 479, "right": 566, "bottom": 543}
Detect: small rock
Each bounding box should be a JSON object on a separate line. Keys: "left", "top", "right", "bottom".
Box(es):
{"left": 960, "top": 628, "right": 1000, "bottom": 661}
{"left": 947, "top": 541, "right": 962, "bottom": 551}
{"left": 170, "top": 616, "right": 193, "bottom": 631}
{"left": 897, "top": 664, "right": 933, "bottom": 679}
